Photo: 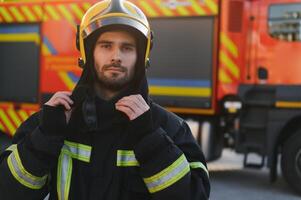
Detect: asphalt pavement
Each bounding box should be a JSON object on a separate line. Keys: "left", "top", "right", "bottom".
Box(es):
{"left": 208, "top": 149, "right": 300, "bottom": 200}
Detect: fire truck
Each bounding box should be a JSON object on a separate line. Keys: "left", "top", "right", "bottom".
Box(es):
{"left": 1, "top": 0, "right": 301, "bottom": 194}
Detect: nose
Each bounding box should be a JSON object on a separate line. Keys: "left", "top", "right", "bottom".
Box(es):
{"left": 111, "top": 47, "right": 121, "bottom": 64}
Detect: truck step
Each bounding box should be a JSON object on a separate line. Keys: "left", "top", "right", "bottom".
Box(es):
{"left": 243, "top": 144, "right": 265, "bottom": 169}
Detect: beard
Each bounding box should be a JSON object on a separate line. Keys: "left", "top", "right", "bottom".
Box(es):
{"left": 94, "top": 63, "right": 134, "bottom": 91}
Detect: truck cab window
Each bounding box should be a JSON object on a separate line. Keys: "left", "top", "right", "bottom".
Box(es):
{"left": 269, "top": 3, "right": 301, "bottom": 42}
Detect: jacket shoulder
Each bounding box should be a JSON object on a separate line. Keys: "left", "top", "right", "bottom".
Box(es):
{"left": 12, "top": 111, "right": 40, "bottom": 144}
{"left": 151, "top": 102, "right": 185, "bottom": 138}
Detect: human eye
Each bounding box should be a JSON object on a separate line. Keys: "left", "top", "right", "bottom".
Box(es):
{"left": 101, "top": 43, "right": 111, "bottom": 49}
{"left": 123, "top": 45, "right": 135, "bottom": 52}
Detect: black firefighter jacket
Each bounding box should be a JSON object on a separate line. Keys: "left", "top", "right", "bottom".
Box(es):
{"left": 0, "top": 92, "right": 210, "bottom": 200}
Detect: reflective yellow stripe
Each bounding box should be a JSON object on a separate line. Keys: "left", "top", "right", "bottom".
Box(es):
{"left": 57, "top": 4, "right": 76, "bottom": 29}
{"left": 139, "top": 1, "right": 158, "bottom": 17}
{"left": 57, "top": 151, "right": 73, "bottom": 200}
{"left": 45, "top": 5, "right": 60, "bottom": 20}
{"left": 0, "top": 109, "right": 16, "bottom": 135}
{"left": 189, "top": 162, "right": 209, "bottom": 177}
{"left": 58, "top": 72, "right": 76, "bottom": 90}
{"left": 6, "top": 144, "right": 17, "bottom": 152}
{"left": 149, "top": 86, "right": 211, "bottom": 97}
{"left": 219, "top": 68, "right": 233, "bottom": 83}
{"left": 190, "top": 0, "right": 206, "bottom": 15}
{"left": 176, "top": 6, "right": 190, "bottom": 16}
{"left": 42, "top": 43, "right": 51, "bottom": 55}
{"left": 33, "top": 5, "right": 44, "bottom": 20}
{"left": 276, "top": 101, "right": 301, "bottom": 108}
{"left": 58, "top": 5, "right": 73, "bottom": 21}
{"left": 154, "top": 0, "right": 173, "bottom": 16}
{"left": 0, "top": 121, "right": 5, "bottom": 132}
{"left": 57, "top": 141, "right": 92, "bottom": 200}
{"left": 205, "top": 0, "right": 218, "bottom": 14}
{"left": 9, "top": 6, "right": 25, "bottom": 22}
{"left": 7, "top": 109, "right": 22, "bottom": 128}
{"left": 7, "top": 145, "right": 47, "bottom": 189}
{"left": 70, "top": 4, "right": 84, "bottom": 20}
{"left": 18, "top": 110, "right": 29, "bottom": 122}
{"left": 21, "top": 6, "right": 36, "bottom": 22}
{"left": 221, "top": 32, "right": 238, "bottom": 57}
{"left": 220, "top": 51, "right": 239, "bottom": 78}
{"left": 0, "top": 7, "right": 13, "bottom": 22}
{"left": 143, "top": 154, "right": 190, "bottom": 193}
{"left": 0, "top": 33, "right": 40, "bottom": 45}
{"left": 82, "top": 3, "right": 92, "bottom": 11}
{"left": 117, "top": 150, "right": 139, "bottom": 167}
{"left": 63, "top": 140, "right": 92, "bottom": 162}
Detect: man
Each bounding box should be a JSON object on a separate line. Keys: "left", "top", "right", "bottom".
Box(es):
{"left": 0, "top": 0, "right": 210, "bottom": 199}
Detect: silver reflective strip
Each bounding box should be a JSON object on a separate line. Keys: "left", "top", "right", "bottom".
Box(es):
{"left": 189, "top": 162, "right": 209, "bottom": 177}
{"left": 116, "top": 150, "right": 139, "bottom": 167}
{"left": 57, "top": 141, "right": 92, "bottom": 200}
{"left": 63, "top": 141, "right": 92, "bottom": 162}
{"left": 7, "top": 147, "right": 47, "bottom": 189}
{"left": 144, "top": 154, "right": 190, "bottom": 193}
{"left": 57, "top": 153, "right": 72, "bottom": 200}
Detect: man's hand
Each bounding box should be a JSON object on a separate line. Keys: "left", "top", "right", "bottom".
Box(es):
{"left": 115, "top": 94, "right": 150, "bottom": 120}
{"left": 45, "top": 91, "right": 73, "bottom": 123}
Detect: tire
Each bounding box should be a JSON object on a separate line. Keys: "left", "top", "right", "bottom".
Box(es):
{"left": 281, "top": 132, "right": 301, "bottom": 194}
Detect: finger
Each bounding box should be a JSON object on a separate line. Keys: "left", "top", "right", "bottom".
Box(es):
{"left": 135, "top": 95, "right": 149, "bottom": 108}
{"left": 118, "top": 96, "right": 144, "bottom": 110}
{"left": 128, "top": 95, "right": 149, "bottom": 111}
{"left": 116, "top": 99, "right": 140, "bottom": 112}
{"left": 115, "top": 105, "right": 136, "bottom": 120}
{"left": 115, "top": 101, "right": 137, "bottom": 113}
{"left": 56, "top": 94, "right": 74, "bottom": 105}
{"left": 65, "top": 110, "right": 72, "bottom": 124}
{"left": 57, "top": 91, "right": 72, "bottom": 96}
{"left": 55, "top": 99, "right": 72, "bottom": 110}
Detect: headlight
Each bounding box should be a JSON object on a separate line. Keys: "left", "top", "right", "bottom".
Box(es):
{"left": 224, "top": 101, "right": 242, "bottom": 114}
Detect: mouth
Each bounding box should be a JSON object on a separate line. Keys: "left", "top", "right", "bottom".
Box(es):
{"left": 106, "top": 67, "right": 124, "bottom": 72}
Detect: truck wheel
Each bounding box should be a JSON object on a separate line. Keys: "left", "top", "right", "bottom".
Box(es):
{"left": 281, "top": 132, "right": 301, "bottom": 194}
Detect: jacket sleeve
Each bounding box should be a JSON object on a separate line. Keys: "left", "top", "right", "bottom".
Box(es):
{"left": 0, "top": 112, "right": 49, "bottom": 200}
{"left": 134, "top": 115, "right": 210, "bottom": 200}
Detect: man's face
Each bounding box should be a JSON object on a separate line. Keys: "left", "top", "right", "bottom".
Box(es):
{"left": 93, "top": 30, "right": 137, "bottom": 91}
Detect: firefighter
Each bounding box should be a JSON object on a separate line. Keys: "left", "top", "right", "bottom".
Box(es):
{"left": 0, "top": 0, "right": 210, "bottom": 199}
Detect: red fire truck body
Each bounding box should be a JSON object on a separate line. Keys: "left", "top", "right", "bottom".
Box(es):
{"left": 1, "top": 0, "right": 301, "bottom": 194}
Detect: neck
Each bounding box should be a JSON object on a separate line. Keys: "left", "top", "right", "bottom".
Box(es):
{"left": 93, "top": 83, "right": 122, "bottom": 101}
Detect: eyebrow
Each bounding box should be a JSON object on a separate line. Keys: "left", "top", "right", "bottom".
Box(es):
{"left": 97, "top": 40, "right": 136, "bottom": 47}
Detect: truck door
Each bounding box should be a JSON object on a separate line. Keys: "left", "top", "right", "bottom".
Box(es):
{"left": 251, "top": 0, "right": 301, "bottom": 84}
{"left": 0, "top": 24, "right": 40, "bottom": 138}
{"left": 0, "top": 24, "right": 40, "bottom": 103}
{"left": 147, "top": 16, "right": 216, "bottom": 111}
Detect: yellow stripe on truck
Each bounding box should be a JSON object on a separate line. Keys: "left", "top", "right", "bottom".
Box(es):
{"left": 0, "top": 33, "right": 40, "bottom": 45}
{"left": 7, "top": 109, "right": 22, "bottom": 128}
{"left": 9, "top": 6, "right": 25, "bottom": 22}
{"left": 276, "top": 101, "right": 301, "bottom": 108}
{"left": 0, "top": 109, "right": 16, "bottom": 135}
{"left": 21, "top": 6, "right": 37, "bottom": 22}
{"left": 18, "top": 110, "right": 29, "bottom": 122}
{"left": 0, "top": 7, "right": 13, "bottom": 22}
{"left": 149, "top": 86, "right": 211, "bottom": 97}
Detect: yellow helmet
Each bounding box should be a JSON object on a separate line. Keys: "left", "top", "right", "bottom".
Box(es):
{"left": 77, "top": 0, "right": 152, "bottom": 68}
